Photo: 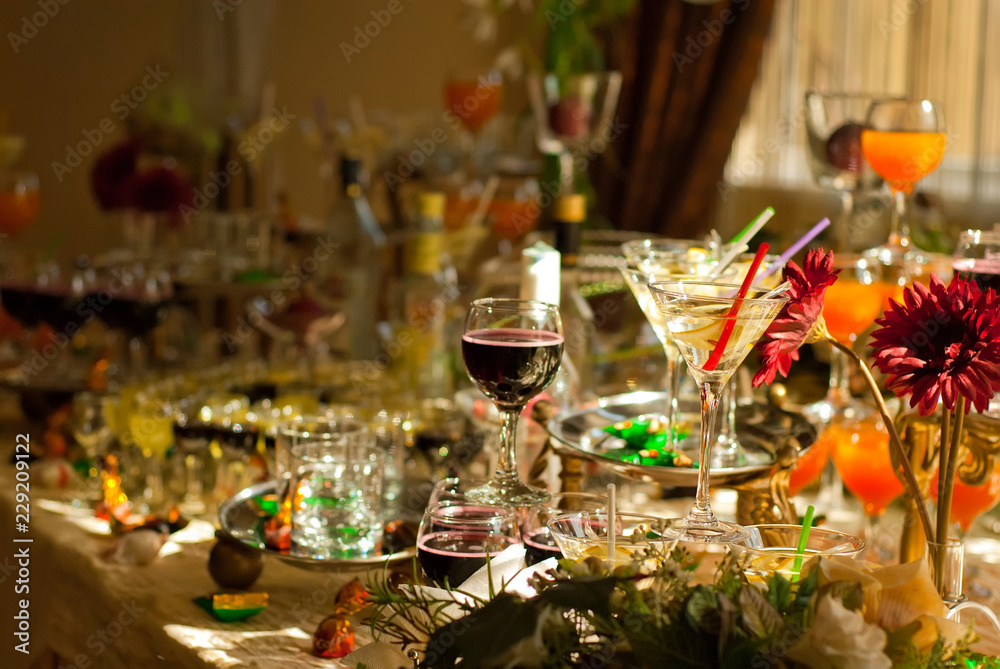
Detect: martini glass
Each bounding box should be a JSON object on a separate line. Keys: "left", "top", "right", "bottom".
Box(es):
{"left": 648, "top": 281, "right": 788, "bottom": 544}
{"left": 461, "top": 298, "right": 562, "bottom": 507}
{"left": 861, "top": 99, "right": 946, "bottom": 287}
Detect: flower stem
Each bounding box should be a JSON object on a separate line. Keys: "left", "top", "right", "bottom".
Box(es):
{"left": 827, "top": 335, "right": 936, "bottom": 544}
{"left": 937, "top": 397, "right": 966, "bottom": 546}
{"left": 935, "top": 408, "right": 953, "bottom": 547}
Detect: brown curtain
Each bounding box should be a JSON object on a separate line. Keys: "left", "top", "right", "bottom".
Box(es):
{"left": 592, "top": 0, "right": 776, "bottom": 236}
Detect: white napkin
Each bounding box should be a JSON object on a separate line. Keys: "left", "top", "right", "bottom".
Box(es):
{"left": 344, "top": 545, "right": 561, "bottom": 666}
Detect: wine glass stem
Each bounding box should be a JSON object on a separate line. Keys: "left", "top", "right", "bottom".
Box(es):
{"left": 837, "top": 190, "right": 854, "bottom": 252}
{"left": 495, "top": 408, "right": 521, "bottom": 481}
{"left": 825, "top": 345, "right": 852, "bottom": 405}
{"left": 889, "top": 188, "right": 909, "bottom": 248}
{"left": 689, "top": 381, "right": 723, "bottom": 526}
{"left": 664, "top": 345, "right": 682, "bottom": 443}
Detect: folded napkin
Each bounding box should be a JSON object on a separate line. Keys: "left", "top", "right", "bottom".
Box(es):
{"left": 343, "top": 545, "right": 560, "bottom": 666}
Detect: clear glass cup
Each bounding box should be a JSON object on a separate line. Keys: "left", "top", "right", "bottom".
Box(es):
{"left": 523, "top": 492, "right": 608, "bottom": 566}
{"left": 736, "top": 524, "right": 865, "bottom": 587}
{"left": 547, "top": 511, "right": 678, "bottom": 568}
{"left": 288, "top": 416, "right": 383, "bottom": 559}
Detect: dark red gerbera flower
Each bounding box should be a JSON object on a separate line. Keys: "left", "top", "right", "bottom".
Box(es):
{"left": 870, "top": 274, "right": 1000, "bottom": 415}
{"left": 752, "top": 249, "right": 840, "bottom": 387}
{"left": 122, "top": 165, "right": 194, "bottom": 219}
{"left": 90, "top": 140, "right": 141, "bottom": 210}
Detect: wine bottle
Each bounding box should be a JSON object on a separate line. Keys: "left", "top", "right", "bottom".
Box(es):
{"left": 325, "top": 156, "right": 387, "bottom": 360}
{"left": 552, "top": 194, "right": 595, "bottom": 397}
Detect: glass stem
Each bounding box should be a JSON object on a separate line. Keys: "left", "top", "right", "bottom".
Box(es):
{"left": 889, "top": 188, "right": 909, "bottom": 248}
{"left": 720, "top": 378, "right": 738, "bottom": 445}
{"left": 495, "top": 409, "right": 521, "bottom": 481}
{"left": 825, "top": 345, "right": 852, "bottom": 405}
{"left": 689, "top": 381, "right": 723, "bottom": 527}
{"left": 664, "top": 345, "right": 681, "bottom": 444}
{"left": 837, "top": 189, "right": 854, "bottom": 252}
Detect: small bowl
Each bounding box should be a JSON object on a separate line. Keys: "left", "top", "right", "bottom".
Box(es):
{"left": 736, "top": 524, "right": 865, "bottom": 586}
{"left": 547, "top": 512, "right": 678, "bottom": 568}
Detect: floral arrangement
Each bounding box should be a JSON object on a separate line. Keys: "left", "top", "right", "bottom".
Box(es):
{"left": 361, "top": 550, "right": 996, "bottom": 668}
{"left": 751, "top": 249, "right": 1000, "bottom": 590}
{"left": 91, "top": 139, "right": 193, "bottom": 223}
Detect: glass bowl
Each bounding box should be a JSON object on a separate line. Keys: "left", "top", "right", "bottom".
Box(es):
{"left": 547, "top": 511, "right": 678, "bottom": 568}
{"left": 736, "top": 524, "right": 865, "bottom": 586}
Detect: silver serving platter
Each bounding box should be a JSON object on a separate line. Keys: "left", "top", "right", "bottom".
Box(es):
{"left": 219, "top": 481, "right": 416, "bottom": 571}
{"left": 547, "top": 390, "right": 808, "bottom": 488}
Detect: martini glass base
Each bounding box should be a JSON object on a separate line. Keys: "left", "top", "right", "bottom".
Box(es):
{"left": 662, "top": 517, "right": 750, "bottom": 546}
{"left": 466, "top": 476, "right": 551, "bottom": 507}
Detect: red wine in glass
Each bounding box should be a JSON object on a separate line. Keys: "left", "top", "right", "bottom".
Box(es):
{"left": 461, "top": 328, "right": 564, "bottom": 409}
{"left": 1, "top": 283, "right": 80, "bottom": 331}
{"left": 417, "top": 531, "right": 516, "bottom": 587}
{"left": 523, "top": 527, "right": 562, "bottom": 566}
{"left": 954, "top": 259, "right": 1000, "bottom": 293}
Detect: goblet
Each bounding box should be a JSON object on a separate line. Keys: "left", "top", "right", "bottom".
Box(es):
{"left": 861, "top": 98, "right": 946, "bottom": 287}
{"left": 417, "top": 502, "right": 519, "bottom": 587}
{"left": 461, "top": 298, "right": 562, "bottom": 506}
{"left": 648, "top": 281, "right": 787, "bottom": 544}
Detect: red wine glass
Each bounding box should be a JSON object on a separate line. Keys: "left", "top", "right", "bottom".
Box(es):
{"left": 416, "top": 502, "right": 519, "bottom": 588}
{"left": 461, "top": 298, "right": 563, "bottom": 507}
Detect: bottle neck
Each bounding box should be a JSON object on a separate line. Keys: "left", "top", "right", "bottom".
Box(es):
{"left": 554, "top": 219, "right": 581, "bottom": 270}
{"left": 344, "top": 183, "right": 362, "bottom": 198}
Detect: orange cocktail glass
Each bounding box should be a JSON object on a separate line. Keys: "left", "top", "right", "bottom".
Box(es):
{"left": 860, "top": 131, "right": 946, "bottom": 195}
{"left": 823, "top": 277, "right": 886, "bottom": 344}
{"left": 929, "top": 459, "right": 1000, "bottom": 535}
{"left": 831, "top": 416, "right": 904, "bottom": 516}
{"left": 444, "top": 76, "right": 503, "bottom": 134}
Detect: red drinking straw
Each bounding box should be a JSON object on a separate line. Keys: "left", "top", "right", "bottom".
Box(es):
{"left": 702, "top": 243, "right": 769, "bottom": 372}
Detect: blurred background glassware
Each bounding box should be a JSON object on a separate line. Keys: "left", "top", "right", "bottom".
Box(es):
{"left": 736, "top": 524, "right": 865, "bottom": 587}
{"left": 0, "top": 134, "right": 41, "bottom": 279}
{"left": 952, "top": 229, "right": 1000, "bottom": 293}
{"left": 127, "top": 392, "right": 177, "bottom": 514}
{"left": 804, "top": 92, "right": 886, "bottom": 251}
{"left": 70, "top": 392, "right": 115, "bottom": 502}
{"left": 443, "top": 67, "right": 503, "bottom": 176}
{"left": 523, "top": 492, "right": 607, "bottom": 566}
{"left": 416, "top": 501, "right": 519, "bottom": 587}
{"left": 171, "top": 402, "right": 214, "bottom": 516}
{"left": 411, "top": 398, "right": 466, "bottom": 479}
{"left": 547, "top": 511, "right": 677, "bottom": 568}
{"left": 287, "top": 416, "right": 384, "bottom": 559}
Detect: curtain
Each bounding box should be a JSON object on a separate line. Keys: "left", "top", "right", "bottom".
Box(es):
{"left": 593, "top": 0, "right": 776, "bottom": 236}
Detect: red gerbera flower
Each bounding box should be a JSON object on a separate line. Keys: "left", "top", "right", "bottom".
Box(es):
{"left": 91, "top": 140, "right": 141, "bottom": 210}
{"left": 752, "top": 249, "right": 840, "bottom": 387}
{"left": 870, "top": 274, "right": 1000, "bottom": 415}
{"left": 122, "top": 165, "right": 194, "bottom": 219}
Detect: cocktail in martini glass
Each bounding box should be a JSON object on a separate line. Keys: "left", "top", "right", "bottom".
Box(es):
{"left": 647, "top": 280, "right": 788, "bottom": 544}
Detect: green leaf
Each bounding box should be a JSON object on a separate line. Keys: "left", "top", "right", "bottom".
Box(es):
{"left": 817, "top": 581, "right": 864, "bottom": 612}
{"left": 422, "top": 594, "right": 537, "bottom": 669}
{"left": 739, "top": 586, "right": 785, "bottom": 640}
{"left": 884, "top": 620, "right": 921, "bottom": 664}
{"left": 764, "top": 572, "right": 792, "bottom": 613}
{"left": 537, "top": 575, "right": 616, "bottom": 619}
{"left": 686, "top": 586, "right": 721, "bottom": 635}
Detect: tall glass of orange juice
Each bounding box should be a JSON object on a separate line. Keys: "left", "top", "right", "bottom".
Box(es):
{"left": 860, "top": 98, "right": 945, "bottom": 289}
{"left": 928, "top": 457, "right": 1000, "bottom": 537}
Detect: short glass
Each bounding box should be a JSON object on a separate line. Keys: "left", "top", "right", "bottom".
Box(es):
{"left": 523, "top": 492, "right": 607, "bottom": 566}
{"left": 288, "top": 417, "right": 384, "bottom": 559}
{"left": 417, "top": 502, "right": 520, "bottom": 587}
{"left": 548, "top": 511, "right": 678, "bottom": 569}
{"left": 735, "top": 524, "right": 865, "bottom": 587}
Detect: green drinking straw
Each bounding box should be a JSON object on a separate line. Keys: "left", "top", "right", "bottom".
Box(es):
{"left": 790, "top": 505, "right": 815, "bottom": 583}
{"left": 727, "top": 206, "right": 775, "bottom": 245}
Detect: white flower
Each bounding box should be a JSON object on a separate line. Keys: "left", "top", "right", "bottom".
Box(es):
{"left": 785, "top": 595, "right": 891, "bottom": 669}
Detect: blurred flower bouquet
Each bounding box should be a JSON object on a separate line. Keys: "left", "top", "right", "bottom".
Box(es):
{"left": 361, "top": 549, "right": 996, "bottom": 668}
{"left": 751, "top": 250, "right": 1000, "bottom": 599}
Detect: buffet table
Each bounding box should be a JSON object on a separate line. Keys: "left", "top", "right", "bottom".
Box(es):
{"left": 1, "top": 445, "right": 999, "bottom": 667}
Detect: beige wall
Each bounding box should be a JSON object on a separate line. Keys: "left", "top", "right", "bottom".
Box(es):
{"left": 0, "top": 0, "right": 502, "bottom": 260}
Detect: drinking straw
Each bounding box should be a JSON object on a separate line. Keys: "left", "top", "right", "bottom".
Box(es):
{"left": 703, "top": 243, "right": 769, "bottom": 372}
{"left": 468, "top": 176, "right": 500, "bottom": 228}
{"left": 708, "top": 208, "right": 775, "bottom": 279}
{"left": 791, "top": 505, "right": 816, "bottom": 583}
{"left": 728, "top": 206, "right": 776, "bottom": 246}
{"left": 607, "top": 483, "right": 616, "bottom": 569}
{"left": 757, "top": 217, "right": 831, "bottom": 282}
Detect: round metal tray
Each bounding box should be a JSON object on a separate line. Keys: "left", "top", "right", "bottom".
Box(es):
{"left": 219, "top": 481, "right": 416, "bottom": 571}
{"left": 547, "top": 390, "right": 814, "bottom": 488}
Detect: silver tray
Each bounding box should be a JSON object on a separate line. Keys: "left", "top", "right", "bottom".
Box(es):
{"left": 547, "top": 390, "right": 813, "bottom": 488}
{"left": 219, "top": 481, "right": 417, "bottom": 571}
